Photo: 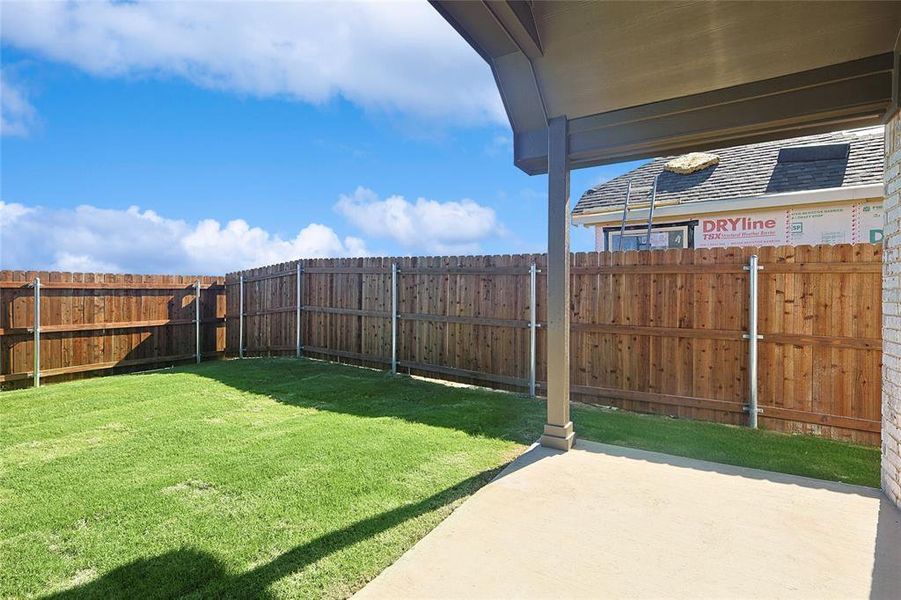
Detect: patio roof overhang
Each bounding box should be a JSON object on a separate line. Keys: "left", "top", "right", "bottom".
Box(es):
{"left": 431, "top": 1, "right": 901, "bottom": 174}
{"left": 431, "top": 1, "right": 901, "bottom": 454}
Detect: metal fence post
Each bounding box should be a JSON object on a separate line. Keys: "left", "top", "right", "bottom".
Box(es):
{"left": 33, "top": 277, "right": 40, "bottom": 388}
{"left": 195, "top": 280, "right": 202, "bottom": 364}
{"left": 391, "top": 262, "right": 398, "bottom": 375}
{"left": 744, "top": 255, "right": 761, "bottom": 428}
{"left": 239, "top": 274, "right": 244, "bottom": 359}
{"left": 296, "top": 263, "right": 303, "bottom": 358}
{"left": 529, "top": 262, "right": 537, "bottom": 397}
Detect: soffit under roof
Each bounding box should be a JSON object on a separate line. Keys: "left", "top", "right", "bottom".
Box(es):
{"left": 431, "top": 1, "right": 901, "bottom": 174}
{"left": 531, "top": 1, "right": 900, "bottom": 119}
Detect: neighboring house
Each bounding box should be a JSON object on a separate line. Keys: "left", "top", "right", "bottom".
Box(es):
{"left": 573, "top": 127, "right": 885, "bottom": 251}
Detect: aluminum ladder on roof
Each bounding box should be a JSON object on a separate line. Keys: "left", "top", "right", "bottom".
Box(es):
{"left": 616, "top": 176, "right": 660, "bottom": 251}
{"left": 616, "top": 180, "right": 634, "bottom": 250}
{"left": 640, "top": 173, "right": 661, "bottom": 250}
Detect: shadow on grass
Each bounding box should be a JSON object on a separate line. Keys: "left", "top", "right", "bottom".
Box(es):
{"left": 178, "top": 357, "right": 545, "bottom": 444}
{"left": 10, "top": 352, "right": 882, "bottom": 490}
{"left": 43, "top": 549, "right": 230, "bottom": 600}
{"left": 45, "top": 469, "right": 501, "bottom": 599}
{"left": 175, "top": 357, "right": 880, "bottom": 486}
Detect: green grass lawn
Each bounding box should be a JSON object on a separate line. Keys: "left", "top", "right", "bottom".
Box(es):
{"left": 0, "top": 358, "right": 880, "bottom": 599}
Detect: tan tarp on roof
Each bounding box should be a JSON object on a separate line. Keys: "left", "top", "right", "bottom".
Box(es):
{"left": 664, "top": 152, "right": 720, "bottom": 174}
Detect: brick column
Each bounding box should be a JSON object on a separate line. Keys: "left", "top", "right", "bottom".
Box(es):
{"left": 884, "top": 112, "right": 901, "bottom": 507}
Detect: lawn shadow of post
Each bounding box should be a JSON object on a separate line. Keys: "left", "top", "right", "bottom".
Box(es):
{"left": 42, "top": 470, "right": 502, "bottom": 599}
{"left": 43, "top": 548, "right": 233, "bottom": 600}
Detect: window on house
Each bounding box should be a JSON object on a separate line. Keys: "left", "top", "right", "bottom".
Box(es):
{"left": 605, "top": 224, "right": 690, "bottom": 251}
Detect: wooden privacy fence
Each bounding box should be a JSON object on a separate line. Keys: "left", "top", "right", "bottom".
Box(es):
{"left": 227, "top": 256, "right": 539, "bottom": 389}
{"left": 0, "top": 271, "right": 226, "bottom": 388}
{"left": 227, "top": 243, "right": 883, "bottom": 444}
{"left": 567, "top": 244, "right": 882, "bottom": 445}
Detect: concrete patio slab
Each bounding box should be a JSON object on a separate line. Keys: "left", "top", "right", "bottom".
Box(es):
{"left": 356, "top": 440, "right": 901, "bottom": 599}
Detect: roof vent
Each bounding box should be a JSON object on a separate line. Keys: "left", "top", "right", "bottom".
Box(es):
{"left": 777, "top": 143, "right": 849, "bottom": 163}
{"left": 664, "top": 152, "right": 719, "bottom": 174}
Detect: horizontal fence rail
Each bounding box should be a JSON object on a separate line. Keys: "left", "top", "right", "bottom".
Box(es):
{"left": 0, "top": 271, "right": 226, "bottom": 387}
{"left": 226, "top": 243, "right": 883, "bottom": 445}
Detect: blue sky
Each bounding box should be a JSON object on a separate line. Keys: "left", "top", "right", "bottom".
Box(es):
{"left": 1, "top": 1, "right": 638, "bottom": 275}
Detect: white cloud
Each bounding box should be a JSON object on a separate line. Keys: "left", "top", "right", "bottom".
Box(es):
{"left": 0, "top": 201, "right": 33, "bottom": 223}
{"left": 0, "top": 0, "right": 503, "bottom": 126}
{"left": 334, "top": 186, "right": 502, "bottom": 254}
{"left": 53, "top": 252, "right": 120, "bottom": 273}
{"left": 0, "top": 184, "right": 503, "bottom": 273}
{"left": 180, "top": 218, "right": 367, "bottom": 270}
{"left": 0, "top": 71, "right": 37, "bottom": 136}
{"left": 484, "top": 134, "right": 513, "bottom": 157}
{"left": 0, "top": 202, "right": 368, "bottom": 274}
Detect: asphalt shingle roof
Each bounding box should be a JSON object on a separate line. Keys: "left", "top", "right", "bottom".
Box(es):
{"left": 573, "top": 128, "right": 885, "bottom": 216}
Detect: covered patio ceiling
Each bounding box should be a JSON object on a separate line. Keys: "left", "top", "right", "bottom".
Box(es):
{"left": 432, "top": 0, "right": 901, "bottom": 173}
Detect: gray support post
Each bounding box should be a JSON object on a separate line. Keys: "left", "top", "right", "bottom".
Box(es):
{"left": 529, "top": 262, "right": 537, "bottom": 397}
{"left": 391, "top": 262, "right": 398, "bottom": 375}
{"left": 540, "top": 116, "right": 574, "bottom": 450}
{"left": 195, "top": 280, "right": 201, "bottom": 364}
{"left": 33, "top": 277, "right": 40, "bottom": 388}
{"left": 745, "top": 254, "right": 761, "bottom": 428}
{"left": 238, "top": 274, "right": 244, "bottom": 359}
{"left": 296, "top": 263, "right": 303, "bottom": 358}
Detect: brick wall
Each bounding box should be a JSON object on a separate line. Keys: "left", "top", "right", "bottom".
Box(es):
{"left": 883, "top": 112, "right": 901, "bottom": 507}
